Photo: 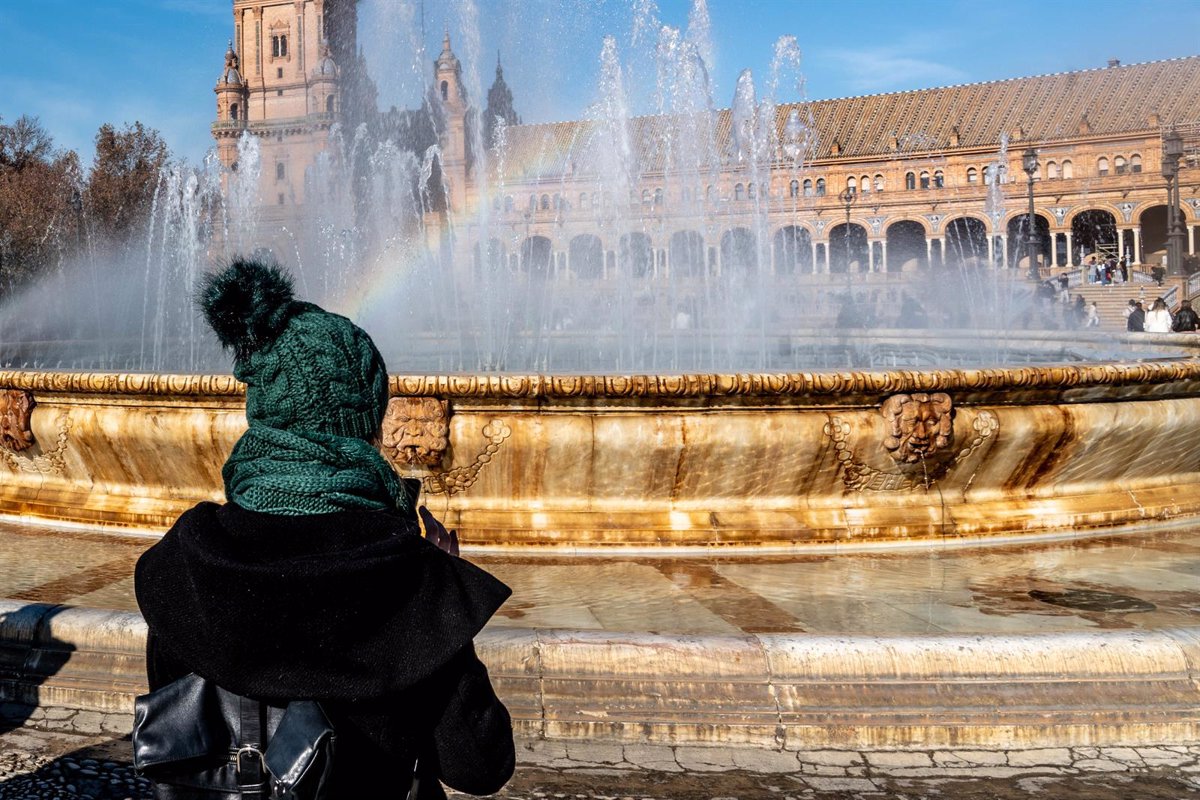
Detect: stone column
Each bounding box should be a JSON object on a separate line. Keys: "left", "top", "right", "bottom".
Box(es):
{"left": 1189, "top": 225, "right": 1196, "bottom": 256}
{"left": 868, "top": 241, "right": 876, "bottom": 272}
{"left": 810, "top": 240, "right": 819, "bottom": 274}
{"left": 1132, "top": 227, "right": 1142, "bottom": 265}
{"left": 1118, "top": 229, "right": 1126, "bottom": 263}
{"left": 880, "top": 240, "right": 888, "bottom": 272}
{"left": 1000, "top": 234, "right": 1008, "bottom": 268}
{"left": 824, "top": 241, "right": 831, "bottom": 273}
{"left": 1064, "top": 231, "right": 1074, "bottom": 266}
{"left": 925, "top": 237, "right": 933, "bottom": 266}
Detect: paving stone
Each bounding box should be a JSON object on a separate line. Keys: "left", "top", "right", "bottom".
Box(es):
{"left": 1073, "top": 747, "right": 1101, "bottom": 759}
{"left": 793, "top": 750, "right": 862, "bottom": 767}
{"left": 1006, "top": 748, "right": 1073, "bottom": 767}
{"left": 1135, "top": 748, "right": 1193, "bottom": 767}
{"left": 71, "top": 711, "right": 106, "bottom": 735}
{"left": 946, "top": 750, "right": 1009, "bottom": 767}
{"left": 41, "top": 708, "right": 74, "bottom": 721}
{"left": 729, "top": 749, "right": 801, "bottom": 773}
{"left": 620, "top": 745, "right": 682, "bottom": 773}
{"left": 864, "top": 751, "right": 934, "bottom": 769}
{"left": 800, "top": 764, "right": 848, "bottom": 776}
{"left": 800, "top": 777, "right": 879, "bottom": 792}
{"left": 519, "top": 740, "right": 570, "bottom": 764}
{"left": 1100, "top": 747, "right": 1145, "bottom": 763}
{"left": 563, "top": 743, "right": 625, "bottom": 766}
{"left": 1074, "top": 759, "right": 1128, "bottom": 772}
{"left": 674, "top": 746, "right": 736, "bottom": 772}
{"left": 100, "top": 714, "right": 133, "bottom": 735}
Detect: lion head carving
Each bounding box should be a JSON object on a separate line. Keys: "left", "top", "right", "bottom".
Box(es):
{"left": 880, "top": 392, "right": 953, "bottom": 464}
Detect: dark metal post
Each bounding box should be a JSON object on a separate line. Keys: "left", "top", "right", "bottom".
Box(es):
{"left": 1163, "top": 129, "right": 1186, "bottom": 276}
{"left": 1022, "top": 148, "right": 1039, "bottom": 281}
{"left": 838, "top": 186, "right": 857, "bottom": 280}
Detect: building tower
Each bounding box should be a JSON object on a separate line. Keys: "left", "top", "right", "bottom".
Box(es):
{"left": 483, "top": 52, "right": 520, "bottom": 148}
{"left": 213, "top": 42, "right": 249, "bottom": 168}
{"left": 435, "top": 32, "right": 470, "bottom": 213}
{"left": 213, "top": 0, "right": 354, "bottom": 215}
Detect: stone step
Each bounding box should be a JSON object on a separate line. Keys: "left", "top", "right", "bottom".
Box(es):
{"left": 3, "top": 600, "right": 1200, "bottom": 754}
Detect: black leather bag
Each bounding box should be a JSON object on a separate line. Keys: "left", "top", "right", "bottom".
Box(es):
{"left": 133, "top": 673, "right": 336, "bottom": 800}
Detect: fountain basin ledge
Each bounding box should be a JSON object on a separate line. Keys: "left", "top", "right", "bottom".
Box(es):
{"left": 4, "top": 332, "right": 1200, "bottom": 549}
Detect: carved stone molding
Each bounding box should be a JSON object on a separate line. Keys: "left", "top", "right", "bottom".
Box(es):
{"left": 5, "top": 353, "right": 1200, "bottom": 401}
{"left": 382, "top": 397, "right": 450, "bottom": 467}
{"left": 0, "top": 390, "right": 35, "bottom": 452}
{"left": 881, "top": 392, "right": 953, "bottom": 465}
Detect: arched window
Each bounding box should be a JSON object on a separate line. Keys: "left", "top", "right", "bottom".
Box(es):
{"left": 846, "top": 176, "right": 857, "bottom": 194}
{"left": 272, "top": 35, "right": 289, "bottom": 58}
{"left": 529, "top": 195, "right": 537, "bottom": 211}
{"left": 553, "top": 193, "right": 563, "bottom": 209}
{"left": 541, "top": 194, "right": 551, "bottom": 211}
{"left": 861, "top": 175, "right": 871, "bottom": 193}
{"left": 874, "top": 174, "right": 884, "bottom": 192}
{"left": 1097, "top": 157, "right": 1109, "bottom": 177}
{"left": 230, "top": 103, "right": 240, "bottom": 121}
{"left": 815, "top": 178, "right": 826, "bottom": 196}
{"left": 275, "top": 162, "right": 286, "bottom": 181}
{"left": 734, "top": 183, "right": 745, "bottom": 201}
{"left": 905, "top": 171, "right": 916, "bottom": 190}
{"left": 641, "top": 189, "right": 651, "bottom": 206}
{"left": 983, "top": 166, "right": 993, "bottom": 185}
{"left": 919, "top": 171, "right": 930, "bottom": 189}
{"left": 580, "top": 192, "right": 588, "bottom": 208}
{"left": 802, "top": 179, "right": 813, "bottom": 197}
{"left": 654, "top": 188, "right": 664, "bottom": 205}
{"left": 440, "top": 81, "right": 449, "bottom": 102}
{"left": 325, "top": 95, "right": 335, "bottom": 114}
{"left": 1131, "top": 154, "right": 1142, "bottom": 173}
{"left": 933, "top": 170, "right": 944, "bottom": 188}
{"left": 966, "top": 167, "right": 978, "bottom": 184}
{"left": 504, "top": 196, "right": 514, "bottom": 212}
{"left": 1114, "top": 155, "right": 1127, "bottom": 175}
{"left": 790, "top": 179, "right": 800, "bottom": 198}
{"left": 747, "top": 183, "right": 757, "bottom": 200}
{"left": 1062, "top": 160, "right": 1074, "bottom": 179}
{"left": 706, "top": 185, "right": 715, "bottom": 202}
{"left": 1046, "top": 161, "right": 1058, "bottom": 179}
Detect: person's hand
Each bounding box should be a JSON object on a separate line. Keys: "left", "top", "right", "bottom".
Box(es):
{"left": 419, "top": 506, "right": 459, "bottom": 557}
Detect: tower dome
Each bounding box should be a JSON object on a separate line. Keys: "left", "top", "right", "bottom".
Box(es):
{"left": 217, "top": 41, "right": 244, "bottom": 87}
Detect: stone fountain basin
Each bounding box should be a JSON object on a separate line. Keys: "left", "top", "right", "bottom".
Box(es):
{"left": 2, "top": 330, "right": 1200, "bottom": 549}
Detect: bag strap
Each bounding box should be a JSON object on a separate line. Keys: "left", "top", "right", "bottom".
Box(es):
{"left": 236, "top": 695, "right": 269, "bottom": 799}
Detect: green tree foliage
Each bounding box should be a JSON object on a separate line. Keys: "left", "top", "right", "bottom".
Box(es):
{"left": 0, "top": 115, "right": 82, "bottom": 298}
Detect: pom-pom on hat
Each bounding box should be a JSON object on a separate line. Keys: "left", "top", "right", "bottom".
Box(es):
{"left": 200, "top": 258, "right": 389, "bottom": 441}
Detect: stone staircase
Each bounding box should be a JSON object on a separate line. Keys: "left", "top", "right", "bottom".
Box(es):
{"left": 1043, "top": 271, "right": 1190, "bottom": 331}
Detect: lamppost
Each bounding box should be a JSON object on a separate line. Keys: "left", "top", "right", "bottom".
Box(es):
{"left": 838, "top": 186, "right": 857, "bottom": 281}
{"left": 1162, "top": 129, "right": 1186, "bottom": 276}
{"left": 1021, "top": 148, "right": 1040, "bottom": 281}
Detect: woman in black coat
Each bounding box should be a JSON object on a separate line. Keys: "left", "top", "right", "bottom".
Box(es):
{"left": 135, "top": 260, "right": 514, "bottom": 798}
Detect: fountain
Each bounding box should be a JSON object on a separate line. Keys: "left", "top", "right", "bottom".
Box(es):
{"left": 3, "top": 0, "right": 1200, "bottom": 764}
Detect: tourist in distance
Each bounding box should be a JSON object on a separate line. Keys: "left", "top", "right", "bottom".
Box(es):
{"left": 135, "top": 260, "right": 515, "bottom": 799}
{"left": 1085, "top": 301, "right": 1100, "bottom": 328}
{"left": 1127, "top": 300, "right": 1147, "bottom": 332}
{"left": 1173, "top": 299, "right": 1200, "bottom": 332}
{"left": 1144, "top": 297, "right": 1173, "bottom": 333}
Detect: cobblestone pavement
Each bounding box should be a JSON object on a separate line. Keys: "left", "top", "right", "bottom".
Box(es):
{"left": 3, "top": 727, "right": 1199, "bottom": 799}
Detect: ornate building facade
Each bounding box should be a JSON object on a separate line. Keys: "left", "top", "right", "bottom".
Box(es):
{"left": 213, "top": 1, "right": 1200, "bottom": 282}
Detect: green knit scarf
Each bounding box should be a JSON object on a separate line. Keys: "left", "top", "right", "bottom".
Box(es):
{"left": 223, "top": 424, "right": 413, "bottom": 516}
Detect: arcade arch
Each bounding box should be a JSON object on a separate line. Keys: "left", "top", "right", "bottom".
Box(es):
{"left": 828, "top": 223, "right": 868, "bottom": 273}
{"left": 720, "top": 228, "right": 758, "bottom": 274}
{"left": 885, "top": 220, "right": 927, "bottom": 272}
{"left": 671, "top": 230, "right": 706, "bottom": 278}
{"left": 569, "top": 234, "right": 604, "bottom": 279}
{"left": 773, "top": 226, "right": 813, "bottom": 274}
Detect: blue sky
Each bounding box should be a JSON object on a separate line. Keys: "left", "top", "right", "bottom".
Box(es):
{"left": 2, "top": 0, "right": 1198, "bottom": 165}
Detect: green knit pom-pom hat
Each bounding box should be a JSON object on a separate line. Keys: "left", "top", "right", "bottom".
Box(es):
{"left": 199, "top": 259, "right": 389, "bottom": 440}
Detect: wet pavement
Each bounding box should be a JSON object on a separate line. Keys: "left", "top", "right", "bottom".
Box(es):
{"left": 2, "top": 518, "right": 1199, "bottom": 636}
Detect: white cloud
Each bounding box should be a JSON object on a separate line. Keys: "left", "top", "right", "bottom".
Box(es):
{"left": 818, "top": 46, "right": 969, "bottom": 95}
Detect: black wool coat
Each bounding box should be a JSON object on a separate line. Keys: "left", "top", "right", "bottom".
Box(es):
{"left": 135, "top": 502, "right": 515, "bottom": 799}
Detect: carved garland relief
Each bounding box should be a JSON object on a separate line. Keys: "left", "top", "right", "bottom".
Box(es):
{"left": 824, "top": 393, "right": 998, "bottom": 492}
